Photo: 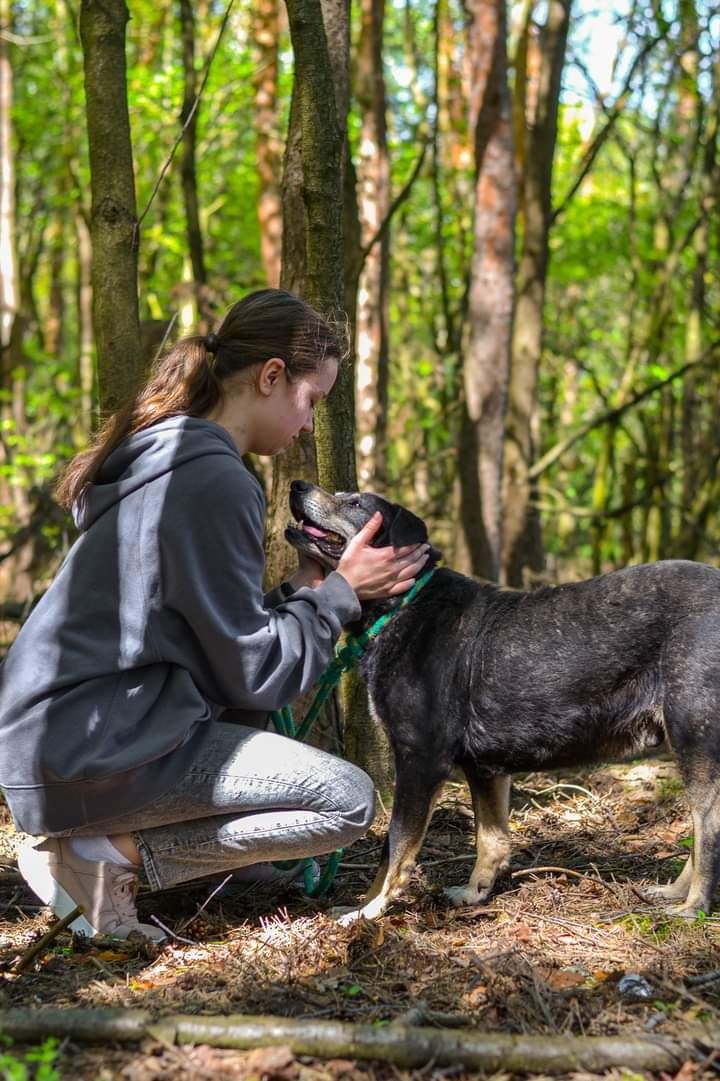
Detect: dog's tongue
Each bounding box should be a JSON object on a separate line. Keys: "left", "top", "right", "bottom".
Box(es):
{"left": 303, "top": 523, "right": 327, "bottom": 539}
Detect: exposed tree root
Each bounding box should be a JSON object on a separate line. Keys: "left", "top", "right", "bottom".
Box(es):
{"left": 0, "top": 1007, "right": 699, "bottom": 1072}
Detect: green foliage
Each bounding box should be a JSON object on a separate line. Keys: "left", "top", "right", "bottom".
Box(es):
{"left": 4, "top": 0, "right": 719, "bottom": 591}
{"left": 0, "top": 1037, "right": 61, "bottom": 1081}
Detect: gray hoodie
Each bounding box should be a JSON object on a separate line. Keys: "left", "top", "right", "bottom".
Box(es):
{"left": 0, "top": 417, "right": 360, "bottom": 835}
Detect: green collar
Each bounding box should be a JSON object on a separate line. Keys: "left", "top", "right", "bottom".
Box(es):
{"left": 273, "top": 567, "right": 437, "bottom": 746}
{"left": 330, "top": 566, "right": 437, "bottom": 671}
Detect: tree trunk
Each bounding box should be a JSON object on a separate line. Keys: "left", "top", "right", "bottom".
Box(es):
{"left": 178, "top": 0, "right": 209, "bottom": 328}
{"left": 0, "top": 0, "right": 31, "bottom": 601}
{"left": 355, "top": 0, "right": 390, "bottom": 491}
{"left": 501, "top": 0, "right": 571, "bottom": 586}
{"left": 457, "top": 0, "right": 515, "bottom": 583}
{"left": 253, "top": 0, "right": 283, "bottom": 288}
{"left": 0, "top": 0, "right": 18, "bottom": 355}
{"left": 79, "top": 0, "right": 142, "bottom": 415}
{"left": 76, "top": 211, "right": 95, "bottom": 436}
{"left": 267, "top": 0, "right": 353, "bottom": 591}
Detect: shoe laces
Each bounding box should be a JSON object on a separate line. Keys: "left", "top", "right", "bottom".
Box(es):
{"left": 108, "top": 867, "right": 140, "bottom": 921}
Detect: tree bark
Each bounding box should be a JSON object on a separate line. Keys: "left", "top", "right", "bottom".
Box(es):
{"left": 0, "top": 0, "right": 18, "bottom": 355}
{"left": 457, "top": 0, "right": 515, "bottom": 582}
{"left": 76, "top": 211, "right": 95, "bottom": 436}
{"left": 501, "top": 0, "right": 571, "bottom": 586}
{"left": 0, "top": 0, "right": 32, "bottom": 601}
{"left": 79, "top": 0, "right": 142, "bottom": 415}
{"left": 253, "top": 0, "right": 283, "bottom": 288}
{"left": 355, "top": 0, "right": 390, "bottom": 491}
{"left": 267, "top": 0, "right": 353, "bottom": 591}
{"left": 178, "top": 0, "right": 209, "bottom": 328}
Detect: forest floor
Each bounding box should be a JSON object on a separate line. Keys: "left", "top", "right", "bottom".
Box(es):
{"left": 1, "top": 758, "right": 720, "bottom": 1081}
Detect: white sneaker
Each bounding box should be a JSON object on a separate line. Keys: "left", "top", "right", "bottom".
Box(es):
{"left": 18, "top": 837, "right": 166, "bottom": 943}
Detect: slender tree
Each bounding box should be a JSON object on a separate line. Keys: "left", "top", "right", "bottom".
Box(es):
{"left": 0, "top": 0, "right": 17, "bottom": 355}
{"left": 266, "top": 0, "right": 352, "bottom": 587}
{"left": 178, "top": 0, "right": 209, "bottom": 327}
{"left": 355, "top": 0, "right": 390, "bottom": 490}
{"left": 79, "top": 0, "right": 142, "bottom": 414}
{"left": 253, "top": 0, "right": 283, "bottom": 287}
{"left": 456, "top": 0, "right": 516, "bottom": 582}
{"left": 501, "top": 0, "right": 571, "bottom": 586}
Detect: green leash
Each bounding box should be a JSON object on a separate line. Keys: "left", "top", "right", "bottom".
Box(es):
{"left": 271, "top": 567, "right": 436, "bottom": 897}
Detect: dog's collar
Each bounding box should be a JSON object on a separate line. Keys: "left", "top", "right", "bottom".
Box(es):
{"left": 362, "top": 567, "right": 436, "bottom": 642}
{"left": 274, "top": 568, "right": 437, "bottom": 747}
{"left": 334, "top": 567, "right": 437, "bottom": 670}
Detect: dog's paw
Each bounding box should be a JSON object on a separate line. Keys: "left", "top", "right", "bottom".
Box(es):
{"left": 643, "top": 882, "right": 689, "bottom": 902}
{"left": 444, "top": 884, "right": 489, "bottom": 907}
{"left": 330, "top": 896, "right": 388, "bottom": 925}
{"left": 665, "top": 901, "right": 709, "bottom": 921}
{"left": 328, "top": 904, "right": 363, "bottom": 925}
{"left": 334, "top": 908, "right": 368, "bottom": 927}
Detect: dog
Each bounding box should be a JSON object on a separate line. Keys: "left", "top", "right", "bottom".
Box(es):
{"left": 286, "top": 479, "right": 720, "bottom": 922}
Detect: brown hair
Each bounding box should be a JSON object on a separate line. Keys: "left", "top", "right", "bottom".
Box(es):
{"left": 56, "top": 289, "right": 344, "bottom": 510}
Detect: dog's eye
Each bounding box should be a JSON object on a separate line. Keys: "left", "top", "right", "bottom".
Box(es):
{"left": 347, "top": 499, "right": 362, "bottom": 508}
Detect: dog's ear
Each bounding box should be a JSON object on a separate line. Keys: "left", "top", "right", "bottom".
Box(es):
{"left": 386, "top": 504, "right": 428, "bottom": 547}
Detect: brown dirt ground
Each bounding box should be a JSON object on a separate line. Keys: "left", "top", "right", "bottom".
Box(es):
{"left": 2, "top": 759, "right": 720, "bottom": 1081}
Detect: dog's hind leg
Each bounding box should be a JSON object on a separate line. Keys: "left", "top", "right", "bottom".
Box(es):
{"left": 664, "top": 782, "right": 720, "bottom": 918}
{"left": 336, "top": 768, "right": 447, "bottom": 925}
{"left": 644, "top": 850, "right": 694, "bottom": 903}
{"left": 444, "top": 768, "right": 511, "bottom": 908}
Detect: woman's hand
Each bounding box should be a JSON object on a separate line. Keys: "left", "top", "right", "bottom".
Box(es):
{"left": 336, "top": 513, "right": 430, "bottom": 599}
{"left": 288, "top": 551, "right": 327, "bottom": 591}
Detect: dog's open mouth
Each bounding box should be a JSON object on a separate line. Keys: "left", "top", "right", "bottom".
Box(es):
{"left": 290, "top": 515, "right": 346, "bottom": 553}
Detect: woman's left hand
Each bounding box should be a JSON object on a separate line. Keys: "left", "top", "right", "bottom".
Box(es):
{"left": 288, "top": 551, "right": 327, "bottom": 590}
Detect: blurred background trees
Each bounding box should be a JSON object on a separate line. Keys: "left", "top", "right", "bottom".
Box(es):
{"left": 0, "top": 0, "right": 718, "bottom": 625}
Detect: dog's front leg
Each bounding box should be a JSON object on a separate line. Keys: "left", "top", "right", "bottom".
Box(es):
{"left": 335, "top": 772, "right": 446, "bottom": 925}
{"left": 445, "top": 770, "right": 511, "bottom": 908}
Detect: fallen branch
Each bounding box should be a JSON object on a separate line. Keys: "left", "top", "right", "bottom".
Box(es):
{"left": 12, "top": 905, "right": 84, "bottom": 973}
{"left": 0, "top": 1008, "right": 694, "bottom": 1072}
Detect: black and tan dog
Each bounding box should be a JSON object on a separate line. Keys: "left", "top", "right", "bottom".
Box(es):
{"left": 287, "top": 479, "right": 720, "bottom": 922}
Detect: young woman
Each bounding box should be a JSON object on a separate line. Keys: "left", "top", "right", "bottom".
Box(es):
{"left": 0, "top": 288, "right": 428, "bottom": 942}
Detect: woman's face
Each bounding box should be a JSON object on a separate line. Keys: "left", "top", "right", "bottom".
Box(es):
{"left": 209, "top": 357, "right": 339, "bottom": 456}
{"left": 264, "top": 356, "right": 337, "bottom": 454}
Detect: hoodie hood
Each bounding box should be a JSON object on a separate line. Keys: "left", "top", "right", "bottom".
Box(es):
{"left": 73, "top": 417, "right": 244, "bottom": 531}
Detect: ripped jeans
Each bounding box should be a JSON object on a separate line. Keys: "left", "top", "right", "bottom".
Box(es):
{"left": 60, "top": 721, "right": 375, "bottom": 891}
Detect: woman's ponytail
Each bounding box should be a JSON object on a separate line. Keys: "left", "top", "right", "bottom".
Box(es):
{"left": 56, "top": 288, "right": 344, "bottom": 512}
{"left": 55, "top": 336, "right": 222, "bottom": 510}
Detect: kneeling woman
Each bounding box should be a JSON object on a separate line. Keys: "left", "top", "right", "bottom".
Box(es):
{"left": 0, "top": 288, "right": 428, "bottom": 941}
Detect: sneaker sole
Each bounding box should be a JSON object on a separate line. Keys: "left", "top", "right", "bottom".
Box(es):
{"left": 18, "top": 845, "right": 100, "bottom": 938}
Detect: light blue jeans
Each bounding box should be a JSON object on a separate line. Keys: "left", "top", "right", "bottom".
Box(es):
{"left": 62, "top": 721, "right": 375, "bottom": 891}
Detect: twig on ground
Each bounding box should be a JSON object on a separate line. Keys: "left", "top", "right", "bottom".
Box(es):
{"left": 89, "top": 955, "right": 123, "bottom": 984}
{"left": 654, "top": 974, "right": 720, "bottom": 1016}
{"left": 687, "top": 970, "right": 720, "bottom": 988}
{"left": 390, "top": 1001, "right": 472, "bottom": 1028}
{"left": 12, "top": 905, "right": 84, "bottom": 973}
{"left": 511, "top": 863, "right": 629, "bottom": 906}
{"left": 517, "top": 783, "right": 599, "bottom": 803}
{"left": 149, "top": 914, "right": 196, "bottom": 946}
{"left": 175, "top": 873, "right": 233, "bottom": 934}
{"left": 0, "top": 888, "right": 21, "bottom": 914}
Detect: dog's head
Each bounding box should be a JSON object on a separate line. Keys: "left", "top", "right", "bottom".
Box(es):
{"left": 285, "top": 481, "right": 441, "bottom": 571}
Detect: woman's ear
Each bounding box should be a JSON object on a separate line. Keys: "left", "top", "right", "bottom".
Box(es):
{"left": 257, "top": 357, "right": 286, "bottom": 396}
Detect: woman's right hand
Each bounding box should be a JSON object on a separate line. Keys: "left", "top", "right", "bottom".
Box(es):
{"left": 336, "top": 512, "right": 430, "bottom": 599}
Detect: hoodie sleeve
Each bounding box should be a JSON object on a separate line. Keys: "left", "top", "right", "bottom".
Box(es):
{"left": 155, "top": 457, "right": 360, "bottom": 710}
